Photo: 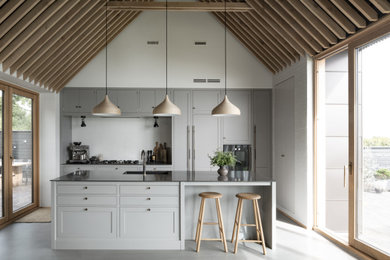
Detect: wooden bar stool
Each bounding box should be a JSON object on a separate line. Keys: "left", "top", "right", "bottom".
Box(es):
{"left": 231, "top": 193, "right": 266, "bottom": 255}
{"left": 195, "top": 192, "right": 228, "bottom": 253}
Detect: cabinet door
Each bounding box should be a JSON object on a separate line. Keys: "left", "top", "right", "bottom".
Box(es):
{"left": 78, "top": 89, "right": 97, "bottom": 113}
{"left": 120, "top": 207, "right": 179, "bottom": 240}
{"left": 61, "top": 89, "right": 80, "bottom": 113}
{"left": 57, "top": 207, "right": 116, "bottom": 239}
{"left": 223, "top": 90, "right": 251, "bottom": 144}
{"left": 115, "top": 90, "right": 139, "bottom": 113}
{"left": 173, "top": 90, "right": 191, "bottom": 170}
{"left": 192, "top": 90, "right": 220, "bottom": 114}
{"left": 139, "top": 90, "right": 155, "bottom": 113}
{"left": 253, "top": 90, "right": 272, "bottom": 178}
{"left": 193, "top": 114, "right": 220, "bottom": 171}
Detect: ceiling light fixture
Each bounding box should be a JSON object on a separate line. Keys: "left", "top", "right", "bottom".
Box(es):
{"left": 153, "top": 0, "right": 181, "bottom": 116}
{"left": 211, "top": 0, "right": 240, "bottom": 117}
{"left": 92, "top": 1, "right": 121, "bottom": 117}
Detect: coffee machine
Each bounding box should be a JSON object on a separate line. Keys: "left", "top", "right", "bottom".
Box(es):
{"left": 68, "top": 142, "right": 90, "bottom": 164}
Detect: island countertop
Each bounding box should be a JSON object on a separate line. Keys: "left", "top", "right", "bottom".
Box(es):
{"left": 51, "top": 170, "right": 274, "bottom": 183}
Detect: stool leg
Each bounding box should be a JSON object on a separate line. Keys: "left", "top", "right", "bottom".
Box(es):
{"left": 215, "top": 198, "right": 228, "bottom": 253}
{"left": 231, "top": 198, "right": 241, "bottom": 243}
{"left": 255, "top": 200, "right": 267, "bottom": 255}
{"left": 252, "top": 200, "right": 261, "bottom": 243}
{"left": 195, "top": 197, "right": 205, "bottom": 244}
{"left": 196, "top": 198, "right": 206, "bottom": 252}
{"left": 233, "top": 198, "right": 243, "bottom": 254}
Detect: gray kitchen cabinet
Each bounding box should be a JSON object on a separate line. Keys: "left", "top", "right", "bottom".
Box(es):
{"left": 96, "top": 89, "right": 138, "bottom": 113}
{"left": 222, "top": 90, "right": 252, "bottom": 144}
{"left": 253, "top": 90, "right": 272, "bottom": 179}
{"left": 139, "top": 89, "right": 155, "bottom": 113}
{"left": 61, "top": 88, "right": 96, "bottom": 114}
{"left": 172, "top": 90, "right": 191, "bottom": 171}
{"left": 192, "top": 90, "right": 220, "bottom": 114}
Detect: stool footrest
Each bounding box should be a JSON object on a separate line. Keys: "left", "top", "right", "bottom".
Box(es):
{"left": 201, "top": 238, "right": 223, "bottom": 241}
{"left": 240, "top": 224, "right": 256, "bottom": 227}
{"left": 239, "top": 239, "right": 264, "bottom": 243}
{"left": 203, "top": 222, "right": 218, "bottom": 225}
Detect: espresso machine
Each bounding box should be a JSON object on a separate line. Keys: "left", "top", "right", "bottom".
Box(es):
{"left": 68, "top": 142, "right": 90, "bottom": 164}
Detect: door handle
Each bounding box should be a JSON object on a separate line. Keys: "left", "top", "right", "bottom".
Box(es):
{"left": 192, "top": 125, "right": 195, "bottom": 171}
{"left": 10, "top": 156, "right": 14, "bottom": 160}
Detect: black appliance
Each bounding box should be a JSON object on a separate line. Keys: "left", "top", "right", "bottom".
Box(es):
{"left": 223, "top": 144, "right": 251, "bottom": 171}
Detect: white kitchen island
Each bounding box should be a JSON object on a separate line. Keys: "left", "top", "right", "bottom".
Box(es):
{"left": 51, "top": 171, "right": 275, "bottom": 250}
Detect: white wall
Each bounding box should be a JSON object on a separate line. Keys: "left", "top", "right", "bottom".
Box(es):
{"left": 39, "top": 93, "right": 60, "bottom": 207}
{"left": 273, "top": 55, "right": 313, "bottom": 228}
{"left": 65, "top": 11, "right": 272, "bottom": 89}
{"left": 71, "top": 117, "right": 171, "bottom": 160}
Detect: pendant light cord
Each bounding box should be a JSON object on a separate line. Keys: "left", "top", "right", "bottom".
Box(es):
{"left": 105, "top": 0, "right": 108, "bottom": 96}
{"left": 165, "top": 0, "right": 168, "bottom": 95}
{"left": 224, "top": 0, "right": 227, "bottom": 96}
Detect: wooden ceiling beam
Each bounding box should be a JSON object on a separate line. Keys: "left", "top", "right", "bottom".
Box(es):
{"left": 330, "top": 0, "right": 367, "bottom": 28}
{"left": 53, "top": 12, "right": 141, "bottom": 92}
{"left": 107, "top": 1, "right": 251, "bottom": 12}
{"left": 3, "top": 0, "right": 79, "bottom": 72}
{"left": 0, "top": 0, "right": 68, "bottom": 61}
{"left": 0, "top": 0, "right": 24, "bottom": 24}
{"left": 288, "top": 0, "right": 339, "bottom": 43}
{"left": 0, "top": 0, "right": 54, "bottom": 54}
{"left": 247, "top": 0, "right": 306, "bottom": 56}
{"left": 14, "top": 0, "right": 102, "bottom": 78}
{"left": 38, "top": 12, "right": 119, "bottom": 86}
{"left": 227, "top": 12, "right": 287, "bottom": 68}
{"left": 29, "top": 6, "right": 106, "bottom": 82}
{"left": 0, "top": 0, "right": 39, "bottom": 39}
{"left": 278, "top": 0, "right": 331, "bottom": 48}
{"left": 348, "top": 0, "right": 378, "bottom": 21}
{"left": 315, "top": 0, "right": 356, "bottom": 34}
{"left": 0, "top": 0, "right": 7, "bottom": 8}
{"left": 369, "top": 0, "right": 390, "bottom": 14}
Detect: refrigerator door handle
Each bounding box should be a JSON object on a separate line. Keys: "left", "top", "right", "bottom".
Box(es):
{"left": 192, "top": 125, "right": 195, "bottom": 172}
{"left": 187, "top": 125, "right": 190, "bottom": 170}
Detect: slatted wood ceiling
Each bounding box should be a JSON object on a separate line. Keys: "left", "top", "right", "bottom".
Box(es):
{"left": 0, "top": 0, "right": 389, "bottom": 92}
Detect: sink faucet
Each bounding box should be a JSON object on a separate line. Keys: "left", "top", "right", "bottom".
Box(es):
{"left": 141, "top": 150, "right": 146, "bottom": 177}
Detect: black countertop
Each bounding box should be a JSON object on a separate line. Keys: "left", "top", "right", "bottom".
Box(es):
{"left": 51, "top": 170, "right": 274, "bottom": 183}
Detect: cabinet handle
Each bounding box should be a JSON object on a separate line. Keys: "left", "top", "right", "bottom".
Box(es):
{"left": 84, "top": 208, "right": 88, "bottom": 211}
{"left": 147, "top": 208, "right": 151, "bottom": 211}
{"left": 83, "top": 186, "right": 88, "bottom": 190}
{"left": 281, "top": 154, "right": 285, "bottom": 158}
{"left": 146, "top": 187, "right": 151, "bottom": 190}
{"left": 84, "top": 197, "right": 88, "bottom": 200}
{"left": 152, "top": 106, "right": 155, "bottom": 108}
{"left": 192, "top": 107, "right": 195, "bottom": 109}
{"left": 115, "top": 167, "right": 118, "bottom": 170}
{"left": 146, "top": 198, "right": 151, "bottom": 200}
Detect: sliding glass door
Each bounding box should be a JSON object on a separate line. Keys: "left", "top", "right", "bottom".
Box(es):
{"left": 350, "top": 32, "right": 390, "bottom": 259}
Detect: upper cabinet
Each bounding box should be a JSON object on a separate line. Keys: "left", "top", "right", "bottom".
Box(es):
{"left": 222, "top": 90, "right": 252, "bottom": 144}
{"left": 192, "top": 90, "right": 220, "bottom": 114}
{"left": 61, "top": 89, "right": 96, "bottom": 114}
{"left": 139, "top": 89, "right": 170, "bottom": 114}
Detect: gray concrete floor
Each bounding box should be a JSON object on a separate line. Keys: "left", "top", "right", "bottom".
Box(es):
{"left": 0, "top": 213, "right": 360, "bottom": 260}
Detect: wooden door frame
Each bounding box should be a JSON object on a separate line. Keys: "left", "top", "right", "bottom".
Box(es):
{"left": 0, "top": 81, "right": 39, "bottom": 227}
{"left": 348, "top": 24, "right": 390, "bottom": 260}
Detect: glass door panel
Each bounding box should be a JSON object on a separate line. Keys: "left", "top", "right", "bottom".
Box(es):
{"left": 0, "top": 90, "right": 3, "bottom": 219}
{"left": 11, "top": 93, "right": 33, "bottom": 212}
{"left": 355, "top": 33, "right": 390, "bottom": 256}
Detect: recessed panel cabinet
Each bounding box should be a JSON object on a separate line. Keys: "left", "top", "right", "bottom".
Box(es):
{"left": 61, "top": 89, "right": 96, "bottom": 113}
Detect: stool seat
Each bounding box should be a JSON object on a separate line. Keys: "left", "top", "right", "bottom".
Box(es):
{"left": 236, "top": 193, "right": 261, "bottom": 200}
{"left": 199, "top": 192, "right": 223, "bottom": 199}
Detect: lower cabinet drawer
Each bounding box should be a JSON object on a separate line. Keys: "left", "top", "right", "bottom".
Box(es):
{"left": 56, "top": 207, "right": 116, "bottom": 239}
{"left": 120, "top": 184, "right": 178, "bottom": 196}
{"left": 120, "top": 196, "right": 178, "bottom": 207}
{"left": 57, "top": 196, "right": 117, "bottom": 206}
{"left": 57, "top": 184, "right": 117, "bottom": 195}
{"left": 119, "top": 207, "right": 179, "bottom": 240}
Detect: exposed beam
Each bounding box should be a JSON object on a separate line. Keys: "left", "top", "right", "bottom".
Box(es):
{"left": 369, "top": 0, "right": 390, "bottom": 13}
{"left": 0, "top": 0, "right": 7, "bottom": 8}
{"left": 287, "top": 0, "right": 337, "bottom": 44}
{"left": 315, "top": 0, "right": 356, "bottom": 34}
{"left": 0, "top": 0, "right": 39, "bottom": 39}
{"left": 0, "top": 0, "right": 24, "bottom": 24}
{"left": 0, "top": 0, "right": 54, "bottom": 53}
{"left": 348, "top": 0, "right": 378, "bottom": 21}
{"left": 330, "top": 0, "right": 367, "bottom": 28}
{"left": 278, "top": 0, "right": 331, "bottom": 48}
{"left": 107, "top": 1, "right": 251, "bottom": 12}
{"left": 0, "top": 0, "right": 68, "bottom": 61}
{"left": 14, "top": 0, "right": 101, "bottom": 77}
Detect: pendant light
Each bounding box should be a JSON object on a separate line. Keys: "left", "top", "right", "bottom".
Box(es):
{"left": 211, "top": 0, "right": 240, "bottom": 117}
{"left": 92, "top": 1, "right": 121, "bottom": 117}
{"left": 153, "top": 0, "right": 181, "bottom": 116}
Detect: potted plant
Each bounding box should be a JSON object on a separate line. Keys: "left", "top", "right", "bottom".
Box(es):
{"left": 209, "top": 150, "right": 237, "bottom": 176}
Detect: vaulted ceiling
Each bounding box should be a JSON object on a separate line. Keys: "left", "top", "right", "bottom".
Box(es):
{"left": 0, "top": 0, "right": 389, "bottom": 92}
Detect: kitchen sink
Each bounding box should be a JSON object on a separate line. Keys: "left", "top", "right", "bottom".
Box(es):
{"left": 122, "top": 171, "right": 170, "bottom": 175}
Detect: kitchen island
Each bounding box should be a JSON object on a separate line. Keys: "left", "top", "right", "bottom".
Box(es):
{"left": 51, "top": 170, "right": 275, "bottom": 250}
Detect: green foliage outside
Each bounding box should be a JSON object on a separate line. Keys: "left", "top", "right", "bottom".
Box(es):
{"left": 375, "top": 168, "right": 390, "bottom": 180}
{"left": 0, "top": 94, "right": 32, "bottom": 131}
{"left": 209, "top": 150, "right": 237, "bottom": 167}
{"left": 363, "top": 136, "right": 390, "bottom": 147}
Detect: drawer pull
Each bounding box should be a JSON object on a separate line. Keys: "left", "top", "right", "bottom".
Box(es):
{"left": 146, "top": 187, "right": 151, "bottom": 190}
{"left": 83, "top": 186, "right": 88, "bottom": 190}
{"left": 84, "top": 208, "right": 88, "bottom": 211}
{"left": 147, "top": 208, "right": 151, "bottom": 211}
{"left": 84, "top": 197, "right": 88, "bottom": 200}
{"left": 146, "top": 198, "right": 151, "bottom": 200}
